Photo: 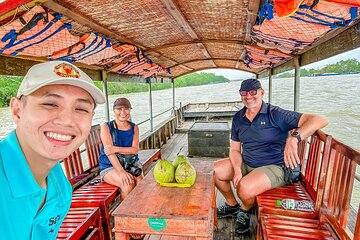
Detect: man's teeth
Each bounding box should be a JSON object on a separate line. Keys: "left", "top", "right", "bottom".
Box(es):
{"left": 46, "top": 132, "right": 72, "bottom": 141}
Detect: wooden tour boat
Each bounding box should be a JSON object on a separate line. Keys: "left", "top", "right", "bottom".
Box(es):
{"left": 0, "top": 0, "right": 360, "bottom": 239}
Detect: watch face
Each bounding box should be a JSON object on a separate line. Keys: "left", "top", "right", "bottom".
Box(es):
{"left": 291, "top": 131, "right": 301, "bottom": 142}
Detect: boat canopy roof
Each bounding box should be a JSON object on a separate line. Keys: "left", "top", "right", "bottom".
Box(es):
{"left": 0, "top": 0, "right": 359, "bottom": 82}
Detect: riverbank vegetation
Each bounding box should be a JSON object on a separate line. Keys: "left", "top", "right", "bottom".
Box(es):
{"left": 277, "top": 59, "right": 360, "bottom": 78}
{"left": 0, "top": 72, "right": 228, "bottom": 107}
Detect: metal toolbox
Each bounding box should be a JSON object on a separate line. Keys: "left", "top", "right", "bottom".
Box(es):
{"left": 188, "top": 122, "right": 230, "bottom": 157}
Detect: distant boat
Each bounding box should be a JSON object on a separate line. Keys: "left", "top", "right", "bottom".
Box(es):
{"left": 309, "top": 72, "right": 360, "bottom": 77}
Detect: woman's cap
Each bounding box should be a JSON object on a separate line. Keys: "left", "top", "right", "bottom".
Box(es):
{"left": 113, "top": 97, "right": 132, "bottom": 109}
{"left": 239, "top": 78, "right": 262, "bottom": 92}
{"left": 17, "top": 61, "right": 105, "bottom": 104}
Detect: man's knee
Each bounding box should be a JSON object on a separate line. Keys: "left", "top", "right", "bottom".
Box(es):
{"left": 237, "top": 181, "right": 257, "bottom": 200}
{"left": 214, "top": 158, "right": 233, "bottom": 180}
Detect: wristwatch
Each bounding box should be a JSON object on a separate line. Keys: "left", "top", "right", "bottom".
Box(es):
{"left": 291, "top": 130, "right": 302, "bottom": 142}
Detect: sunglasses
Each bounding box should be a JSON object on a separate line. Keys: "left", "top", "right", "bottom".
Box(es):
{"left": 239, "top": 89, "right": 259, "bottom": 96}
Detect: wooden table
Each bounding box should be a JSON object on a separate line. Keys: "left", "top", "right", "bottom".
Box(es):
{"left": 112, "top": 160, "right": 215, "bottom": 240}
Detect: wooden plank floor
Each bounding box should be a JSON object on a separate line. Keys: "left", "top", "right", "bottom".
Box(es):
{"left": 158, "top": 132, "right": 256, "bottom": 240}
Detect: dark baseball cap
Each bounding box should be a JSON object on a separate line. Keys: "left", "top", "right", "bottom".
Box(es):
{"left": 239, "top": 78, "right": 262, "bottom": 92}
{"left": 113, "top": 97, "right": 132, "bottom": 109}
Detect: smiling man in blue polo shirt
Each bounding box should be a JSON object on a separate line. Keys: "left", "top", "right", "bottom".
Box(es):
{"left": 0, "top": 61, "right": 105, "bottom": 239}
{"left": 214, "top": 78, "right": 328, "bottom": 235}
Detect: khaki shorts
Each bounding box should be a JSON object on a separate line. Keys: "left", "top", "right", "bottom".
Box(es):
{"left": 241, "top": 163, "right": 285, "bottom": 189}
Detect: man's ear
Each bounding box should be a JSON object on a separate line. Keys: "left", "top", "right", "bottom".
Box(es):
{"left": 260, "top": 88, "right": 265, "bottom": 96}
{"left": 10, "top": 97, "right": 22, "bottom": 124}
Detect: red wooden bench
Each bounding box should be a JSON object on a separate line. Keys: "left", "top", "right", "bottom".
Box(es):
{"left": 57, "top": 207, "right": 103, "bottom": 240}
{"left": 256, "top": 130, "right": 332, "bottom": 221}
{"left": 59, "top": 124, "right": 162, "bottom": 240}
{"left": 71, "top": 148, "right": 162, "bottom": 240}
{"left": 259, "top": 136, "right": 360, "bottom": 239}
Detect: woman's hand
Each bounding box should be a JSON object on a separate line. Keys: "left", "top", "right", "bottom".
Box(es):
{"left": 118, "top": 169, "right": 135, "bottom": 186}
{"left": 104, "top": 145, "right": 116, "bottom": 156}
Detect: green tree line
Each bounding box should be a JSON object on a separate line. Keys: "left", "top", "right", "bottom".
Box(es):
{"left": 0, "top": 72, "right": 229, "bottom": 107}
{"left": 277, "top": 59, "right": 360, "bottom": 78}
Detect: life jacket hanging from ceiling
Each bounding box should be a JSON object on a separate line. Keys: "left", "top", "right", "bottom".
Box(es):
{"left": 244, "top": 45, "right": 290, "bottom": 69}
{"left": 110, "top": 55, "right": 151, "bottom": 75}
{"left": 50, "top": 32, "right": 119, "bottom": 65}
{"left": 252, "top": 0, "right": 359, "bottom": 54}
{"left": 97, "top": 43, "right": 141, "bottom": 68}
{"left": 137, "top": 64, "right": 171, "bottom": 78}
{"left": 0, "top": 5, "right": 78, "bottom": 57}
{"left": 290, "top": 0, "right": 358, "bottom": 29}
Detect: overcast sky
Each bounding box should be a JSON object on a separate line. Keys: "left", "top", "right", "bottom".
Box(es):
{"left": 199, "top": 47, "right": 360, "bottom": 80}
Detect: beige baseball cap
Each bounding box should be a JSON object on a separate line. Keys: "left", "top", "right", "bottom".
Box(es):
{"left": 17, "top": 61, "right": 105, "bottom": 104}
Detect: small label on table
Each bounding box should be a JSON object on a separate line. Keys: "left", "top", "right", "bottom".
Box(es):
{"left": 148, "top": 218, "right": 166, "bottom": 231}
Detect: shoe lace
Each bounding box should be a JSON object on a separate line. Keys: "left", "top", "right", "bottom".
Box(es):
{"left": 218, "top": 204, "right": 229, "bottom": 212}
{"left": 236, "top": 211, "right": 249, "bottom": 225}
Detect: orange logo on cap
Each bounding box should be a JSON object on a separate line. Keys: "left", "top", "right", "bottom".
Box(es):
{"left": 54, "top": 63, "right": 80, "bottom": 78}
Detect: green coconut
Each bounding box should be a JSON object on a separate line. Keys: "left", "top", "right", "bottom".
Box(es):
{"left": 172, "top": 155, "right": 189, "bottom": 168}
{"left": 175, "top": 161, "right": 197, "bottom": 186}
{"left": 153, "top": 159, "right": 175, "bottom": 183}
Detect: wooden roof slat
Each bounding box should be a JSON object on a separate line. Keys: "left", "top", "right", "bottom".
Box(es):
{"left": 144, "top": 39, "right": 250, "bottom": 53}
{"left": 159, "top": 0, "right": 215, "bottom": 67}
{"left": 43, "top": 0, "right": 145, "bottom": 49}
{"left": 169, "top": 58, "right": 241, "bottom": 69}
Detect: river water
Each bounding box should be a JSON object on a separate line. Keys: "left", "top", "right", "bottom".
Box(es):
{"left": 0, "top": 74, "right": 359, "bottom": 151}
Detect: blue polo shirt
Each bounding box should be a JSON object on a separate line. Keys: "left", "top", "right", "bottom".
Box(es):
{"left": 0, "top": 131, "right": 72, "bottom": 240}
{"left": 231, "top": 101, "right": 302, "bottom": 168}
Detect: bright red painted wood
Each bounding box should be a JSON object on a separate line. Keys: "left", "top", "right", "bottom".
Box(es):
{"left": 57, "top": 207, "right": 104, "bottom": 240}
{"left": 260, "top": 135, "right": 360, "bottom": 240}
{"left": 257, "top": 131, "right": 332, "bottom": 220}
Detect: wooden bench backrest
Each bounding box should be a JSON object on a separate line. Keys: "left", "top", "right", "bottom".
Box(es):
{"left": 301, "top": 130, "right": 332, "bottom": 212}
{"left": 85, "top": 124, "right": 102, "bottom": 169}
{"left": 64, "top": 148, "right": 84, "bottom": 179}
{"left": 63, "top": 148, "right": 84, "bottom": 185}
{"left": 321, "top": 138, "right": 360, "bottom": 240}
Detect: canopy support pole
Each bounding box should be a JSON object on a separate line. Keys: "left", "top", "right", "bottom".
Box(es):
{"left": 147, "top": 78, "right": 154, "bottom": 132}
{"left": 101, "top": 70, "right": 110, "bottom": 121}
{"left": 172, "top": 78, "right": 176, "bottom": 115}
{"left": 268, "top": 68, "right": 273, "bottom": 104}
{"left": 294, "top": 55, "right": 300, "bottom": 112}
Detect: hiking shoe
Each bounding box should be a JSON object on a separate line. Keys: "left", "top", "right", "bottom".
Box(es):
{"left": 235, "top": 208, "right": 251, "bottom": 234}
{"left": 217, "top": 203, "right": 240, "bottom": 218}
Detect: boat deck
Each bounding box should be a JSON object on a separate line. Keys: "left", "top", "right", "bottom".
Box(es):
{"left": 182, "top": 102, "right": 242, "bottom": 120}
{"left": 158, "top": 130, "right": 256, "bottom": 240}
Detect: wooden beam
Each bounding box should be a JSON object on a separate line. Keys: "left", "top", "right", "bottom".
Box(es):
{"left": 246, "top": 0, "right": 260, "bottom": 42}
{"left": 169, "top": 58, "right": 241, "bottom": 69}
{"left": 159, "top": 0, "right": 215, "bottom": 67}
{"left": 43, "top": 0, "right": 146, "bottom": 49}
{"left": 301, "top": 21, "right": 360, "bottom": 67}
{"left": 236, "top": 49, "right": 246, "bottom": 69}
{"left": 175, "top": 66, "right": 255, "bottom": 79}
{"left": 158, "top": 0, "right": 198, "bottom": 39}
{"left": 0, "top": 55, "right": 173, "bottom": 83}
{"left": 145, "top": 39, "right": 249, "bottom": 53}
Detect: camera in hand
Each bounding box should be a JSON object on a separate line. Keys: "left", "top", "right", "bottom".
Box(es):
{"left": 116, "top": 153, "right": 142, "bottom": 177}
